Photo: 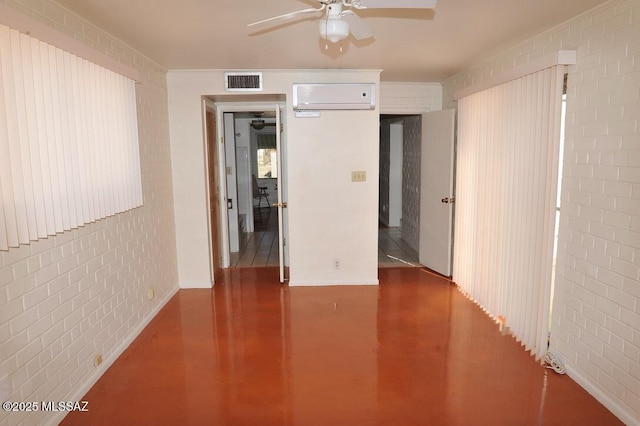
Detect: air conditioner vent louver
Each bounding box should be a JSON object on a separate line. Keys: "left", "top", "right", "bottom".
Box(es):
{"left": 225, "top": 72, "right": 263, "bottom": 91}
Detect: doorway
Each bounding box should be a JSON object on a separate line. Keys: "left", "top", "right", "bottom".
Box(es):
{"left": 227, "top": 111, "right": 280, "bottom": 268}
{"left": 203, "top": 97, "right": 288, "bottom": 283}
{"left": 378, "top": 110, "right": 456, "bottom": 277}
{"left": 378, "top": 114, "right": 421, "bottom": 267}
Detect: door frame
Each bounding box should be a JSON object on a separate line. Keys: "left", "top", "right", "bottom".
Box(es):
{"left": 209, "top": 100, "right": 287, "bottom": 271}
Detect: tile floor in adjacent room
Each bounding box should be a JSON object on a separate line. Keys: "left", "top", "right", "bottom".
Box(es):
{"left": 229, "top": 207, "right": 419, "bottom": 268}
{"left": 61, "top": 267, "right": 622, "bottom": 426}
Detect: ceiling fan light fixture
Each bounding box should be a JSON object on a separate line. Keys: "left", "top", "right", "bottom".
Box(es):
{"left": 319, "top": 18, "right": 350, "bottom": 43}
{"left": 251, "top": 119, "right": 266, "bottom": 130}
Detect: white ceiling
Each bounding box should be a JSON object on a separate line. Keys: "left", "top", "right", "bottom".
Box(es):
{"left": 53, "top": 0, "right": 607, "bottom": 82}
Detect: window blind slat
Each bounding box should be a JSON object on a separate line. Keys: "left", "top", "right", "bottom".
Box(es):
{"left": 31, "top": 39, "right": 56, "bottom": 236}
{"left": 11, "top": 29, "right": 39, "bottom": 242}
{"left": 41, "top": 43, "right": 64, "bottom": 233}
{"left": 59, "top": 49, "right": 77, "bottom": 229}
{"left": 72, "top": 57, "right": 89, "bottom": 225}
{"left": 1, "top": 25, "right": 29, "bottom": 246}
{"left": 0, "top": 26, "right": 19, "bottom": 249}
{"left": 129, "top": 83, "right": 143, "bottom": 207}
{"left": 64, "top": 50, "right": 82, "bottom": 228}
{"left": 21, "top": 34, "right": 48, "bottom": 239}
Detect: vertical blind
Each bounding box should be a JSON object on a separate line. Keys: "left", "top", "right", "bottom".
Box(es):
{"left": 0, "top": 23, "right": 142, "bottom": 251}
{"left": 257, "top": 133, "right": 277, "bottom": 149}
{"left": 453, "top": 65, "right": 564, "bottom": 360}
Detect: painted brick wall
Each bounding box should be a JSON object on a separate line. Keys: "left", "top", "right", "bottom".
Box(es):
{"left": 442, "top": 0, "right": 639, "bottom": 423}
{"left": 0, "top": 1, "right": 178, "bottom": 425}
{"left": 380, "top": 82, "right": 442, "bottom": 113}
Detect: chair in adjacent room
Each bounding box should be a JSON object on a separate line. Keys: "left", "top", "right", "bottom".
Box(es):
{"left": 252, "top": 174, "right": 270, "bottom": 209}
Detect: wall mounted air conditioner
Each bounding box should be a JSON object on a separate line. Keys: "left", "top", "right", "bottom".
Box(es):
{"left": 292, "top": 83, "right": 376, "bottom": 111}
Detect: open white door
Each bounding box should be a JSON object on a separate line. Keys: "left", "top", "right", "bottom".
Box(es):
{"left": 274, "top": 106, "right": 287, "bottom": 283}
{"left": 418, "top": 109, "right": 456, "bottom": 276}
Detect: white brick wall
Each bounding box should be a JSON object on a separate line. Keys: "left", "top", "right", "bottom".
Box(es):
{"left": 443, "top": 0, "right": 640, "bottom": 424}
{"left": 0, "top": 1, "right": 178, "bottom": 425}
{"left": 380, "top": 82, "right": 442, "bottom": 113}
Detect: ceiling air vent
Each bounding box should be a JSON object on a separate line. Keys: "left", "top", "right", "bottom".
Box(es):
{"left": 225, "top": 72, "right": 263, "bottom": 92}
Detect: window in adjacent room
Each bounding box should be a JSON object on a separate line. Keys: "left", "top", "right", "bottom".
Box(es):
{"left": 256, "top": 133, "right": 277, "bottom": 179}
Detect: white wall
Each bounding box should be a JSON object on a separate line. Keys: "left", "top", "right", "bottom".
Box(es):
{"left": 234, "top": 117, "right": 252, "bottom": 231}
{"left": 443, "top": 1, "right": 640, "bottom": 423}
{"left": 167, "top": 70, "right": 381, "bottom": 287}
{"left": 0, "top": 1, "right": 178, "bottom": 425}
{"left": 378, "top": 120, "right": 405, "bottom": 228}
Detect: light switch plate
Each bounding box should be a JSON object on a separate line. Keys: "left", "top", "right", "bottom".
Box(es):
{"left": 351, "top": 171, "right": 366, "bottom": 182}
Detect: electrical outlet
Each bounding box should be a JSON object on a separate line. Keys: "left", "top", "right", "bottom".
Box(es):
{"left": 0, "top": 375, "right": 9, "bottom": 403}
{"left": 351, "top": 171, "right": 366, "bottom": 182}
{"left": 146, "top": 288, "right": 155, "bottom": 300}
{"left": 334, "top": 259, "right": 340, "bottom": 269}
{"left": 94, "top": 354, "right": 103, "bottom": 367}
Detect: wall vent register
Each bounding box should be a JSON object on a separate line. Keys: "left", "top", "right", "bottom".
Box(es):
{"left": 225, "top": 72, "right": 263, "bottom": 91}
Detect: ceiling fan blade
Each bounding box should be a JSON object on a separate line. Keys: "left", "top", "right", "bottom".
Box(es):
{"left": 341, "top": 11, "right": 373, "bottom": 40}
{"left": 248, "top": 5, "right": 325, "bottom": 28}
{"left": 352, "top": 0, "right": 437, "bottom": 9}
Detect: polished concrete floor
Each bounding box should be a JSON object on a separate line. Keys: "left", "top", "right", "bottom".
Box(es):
{"left": 62, "top": 267, "right": 621, "bottom": 425}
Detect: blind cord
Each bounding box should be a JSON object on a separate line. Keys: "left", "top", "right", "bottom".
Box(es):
{"left": 544, "top": 351, "right": 566, "bottom": 374}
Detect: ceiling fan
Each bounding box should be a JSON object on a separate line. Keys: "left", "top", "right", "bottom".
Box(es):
{"left": 250, "top": 113, "right": 276, "bottom": 130}
{"left": 248, "top": 0, "right": 437, "bottom": 44}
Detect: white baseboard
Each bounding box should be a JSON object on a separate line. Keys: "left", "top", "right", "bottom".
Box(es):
{"left": 46, "top": 285, "right": 180, "bottom": 426}
{"left": 179, "top": 280, "right": 213, "bottom": 289}
{"left": 565, "top": 364, "right": 639, "bottom": 426}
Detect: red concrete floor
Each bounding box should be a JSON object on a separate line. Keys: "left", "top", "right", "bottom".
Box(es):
{"left": 61, "top": 267, "right": 622, "bottom": 425}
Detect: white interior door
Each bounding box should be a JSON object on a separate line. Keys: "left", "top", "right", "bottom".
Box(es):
{"left": 275, "top": 106, "right": 286, "bottom": 283}
{"left": 419, "top": 109, "right": 456, "bottom": 276}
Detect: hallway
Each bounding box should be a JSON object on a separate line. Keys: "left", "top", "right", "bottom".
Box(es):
{"left": 61, "top": 267, "right": 620, "bottom": 425}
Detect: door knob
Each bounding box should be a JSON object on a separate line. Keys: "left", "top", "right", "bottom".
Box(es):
{"left": 272, "top": 202, "right": 288, "bottom": 208}
{"left": 441, "top": 197, "right": 455, "bottom": 204}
